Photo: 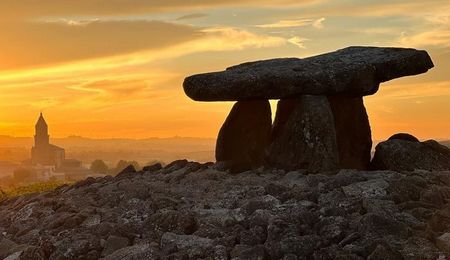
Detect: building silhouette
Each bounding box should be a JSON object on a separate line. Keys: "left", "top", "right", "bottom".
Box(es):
{"left": 31, "top": 113, "right": 65, "bottom": 168}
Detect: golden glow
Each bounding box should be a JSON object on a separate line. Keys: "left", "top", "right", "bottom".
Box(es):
{"left": 0, "top": 0, "right": 449, "bottom": 140}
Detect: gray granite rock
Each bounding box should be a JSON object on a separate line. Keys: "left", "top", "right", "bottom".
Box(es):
{"left": 266, "top": 96, "right": 339, "bottom": 171}
{"left": 328, "top": 96, "right": 372, "bottom": 170}
{"left": 216, "top": 100, "right": 272, "bottom": 172}
{"left": 184, "top": 46, "right": 433, "bottom": 101}
{"left": 371, "top": 134, "right": 450, "bottom": 171}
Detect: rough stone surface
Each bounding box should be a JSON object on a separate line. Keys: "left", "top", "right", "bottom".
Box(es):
{"left": 388, "top": 133, "right": 420, "bottom": 142}
{"left": 328, "top": 96, "right": 372, "bottom": 170}
{"left": 216, "top": 100, "right": 272, "bottom": 172}
{"left": 371, "top": 135, "right": 450, "bottom": 171}
{"left": 436, "top": 233, "right": 450, "bottom": 253}
{"left": 183, "top": 46, "right": 434, "bottom": 101}
{"left": 266, "top": 96, "right": 339, "bottom": 172}
{"left": 101, "top": 235, "right": 130, "bottom": 256}
{"left": 0, "top": 164, "right": 449, "bottom": 259}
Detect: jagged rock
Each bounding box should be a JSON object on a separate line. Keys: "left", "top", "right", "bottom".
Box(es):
{"left": 328, "top": 96, "right": 372, "bottom": 169}
{"left": 266, "top": 96, "right": 339, "bottom": 171}
{"left": 436, "top": 233, "right": 450, "bottom": 252}
{"left": 101, "top": 235, "right": 130, "bottom": 256}
{"left": 142, "top": 163, "right": 162, "bottom": 172}
{"left": 371, "top": 134, "right": 450, "bottom": 171}
{"left": 102, "top": 244, "right": 158, "bottom": 260}
{"left": 388, "top": 133, "right": 420, "bottom": 142}
{"left": 160, "top": 232, "right": 214, "bottom": 257}
{"left": 164, "top": 159, "right": 189, "bottom": 170}
{"left": 0, "top": 239, "right": 26, "bottom": 259}
{"left": 183, "top": 46, "right": 433, "bottom": 101}
{"left": 116, "top": 165, "right": 137, "bottom": 177}
{"left": 367, "top": 244, "right": 403, "bottom": 260}
{"left": 216, "top": 100, "right": 272, "bottom": 172}
{"left": 358, "top": 213, "right": 410, "bottom": 239}
{"left": 342, "top": 179, "right": 389, "bottom": 199}
{"left": 0, "top": 162, "right": 447, "bottom": 259}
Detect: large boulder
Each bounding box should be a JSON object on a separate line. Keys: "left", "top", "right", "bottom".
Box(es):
{"left": 266, "top": 96, "right": 339, "bottom": 172}
{"left": 216, "top": 100, "right": 272, "bottom": 172}
{"left": 370, "top": 134, "right": 450, "bottom": 171}
{"left": 328, "top": 96, "right": 372, "bottom": 170}
{"left": 266, "top": 96, "right": 372, "bottom": 171}
{"left": 184, "top": 46, "right": 434, "bottom": 101}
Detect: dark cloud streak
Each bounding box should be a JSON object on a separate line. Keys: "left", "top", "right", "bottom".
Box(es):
{"left": 176, "top": 13, "right": 208, "bottom": 21}
{"left": 0, "top": 20, "right": 202, "bottom": 70}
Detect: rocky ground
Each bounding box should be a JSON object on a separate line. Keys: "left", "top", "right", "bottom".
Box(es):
{"left": 1, "top": 160, "right": 450, "bottom": 259}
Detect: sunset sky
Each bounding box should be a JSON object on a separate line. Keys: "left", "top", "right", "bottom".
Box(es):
{"left": 0, "top": 0, "right": 449, "bottom": 140}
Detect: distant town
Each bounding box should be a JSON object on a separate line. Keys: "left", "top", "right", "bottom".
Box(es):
{"left": 0, "top": 113, "right": 106, "bottom": 187}
{"left": 0, "top": 113, "right": 216, "bottom": 188}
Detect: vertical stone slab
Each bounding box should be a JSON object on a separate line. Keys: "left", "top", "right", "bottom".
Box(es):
{"left": 328, "top": 96, "right": 372, "bottom": 170}
{"left": 216, "top": 100, "right": 272, "bottom": 172}
{"left": 266, "top": 96, "right": 339, "bottom": 172}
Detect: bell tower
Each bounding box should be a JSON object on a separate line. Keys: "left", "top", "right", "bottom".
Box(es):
{"left": 34, "top": 112, "right": 49, "bottom": 147}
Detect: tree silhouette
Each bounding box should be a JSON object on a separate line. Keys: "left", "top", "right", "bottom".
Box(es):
{"left": 90, "top": 159, "right": 108, "bottom": 174}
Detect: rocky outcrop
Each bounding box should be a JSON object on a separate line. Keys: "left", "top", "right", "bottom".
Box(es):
{"left": 183, "top": 46, "right": 434, "bottom": 172}
{"left": 183, "top": 46, "right": 433, "bottom": 101}
{"left": 266, "top": 96, "right": 339, "bottom": 171}
{"left": 328, "top": 96, "right": 372, "bottom": 170}
{"left": 388, "top": 132, "right": 420, "bottom": 142}
{"left": 266, "top": 96, "right": 372, "bottom": 171}
{"left": 371, "top": 134, "right": 450, "bottom": 171}
{"left": 215, "top": 100, "right": 272, "bottom": 172}
{"left": 0, "top": 163, "right": 449, "bottom": 259}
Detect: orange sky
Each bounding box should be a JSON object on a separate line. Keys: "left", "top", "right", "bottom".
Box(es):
{"left": 0, "top": 0, "right": 449, "bottom": 140}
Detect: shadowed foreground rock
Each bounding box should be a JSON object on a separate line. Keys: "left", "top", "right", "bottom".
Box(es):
{"left": 0, "top": 163, "right": 449, "bottom": 259}
{"left": 216, "top": 100, "right": 272, "bottom": 172}
{"left": 184, "top": 46, "right": 434, "bottom": 101}
{"left": 328, "top": 96, "right": 372, "bottom": 170}
{"left": 267, "top": 96, "right": 339, "bottom": 171}
{"left": 371, "top": 133, "right": 450, "bottom": 171}
{"left": 266, "top": 96, "right": 372, "bottom": 171}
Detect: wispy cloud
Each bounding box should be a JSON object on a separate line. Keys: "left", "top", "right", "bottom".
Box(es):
{"left": 255, "top": 19, "right": 312, "bottom": 28}
{"left": 287, "top": 37, "right": 309, "bottom": 48}
{"left": 0, "top": 20, "right": 202, "bottom": 70}
{"left": 398, "top": 29, "right": 450, "bottom": 48}
{"left": 312, "top": 17, "right": 325, "bottom": 29}
{"left": 255, "top": 17, "right": 326, "bottom": 29}
{"left": 176, "top": 13, "right": 208, "bottom": 21}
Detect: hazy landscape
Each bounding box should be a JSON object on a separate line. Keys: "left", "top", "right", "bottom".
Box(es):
{"left": 0, "top": 135, "right": 215, "bottom": 169}
{"left": 0, "top": 1, "right": 450, "bottom": 259}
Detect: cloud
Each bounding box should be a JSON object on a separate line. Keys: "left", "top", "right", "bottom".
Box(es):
{"left": 287, "top": 37, "right": 309, "bottom": 48}
{"left": 0, "top": 26, "right": 286, "bottom": 114}
{"left": 176, "top": 13, "right": 208, "bottom": 21}
{"left": 398, "top": 29, "right": 450, "bottom": 48}
{"left": 312, "top": 17, "right": 325, "bottom": 29}
{"left": 379, "top": 81, "right": 450, "bottom": 100}
{"left": 201, "top": 27, "right": 286, "bottom": 50}
{"left": 0, "top": 0, "right": 324, "bottom": 21}
{"left": 0, "top": 20, "right": 202, "bottom": 70}
{"left": 255, "top": 19, "right": 313, "bottom": 28}
{"left": 255, "top": 17, "right": 325, "bottom": 29}
{"left": 77, "top": 79, "right": 150, "bottom": 97}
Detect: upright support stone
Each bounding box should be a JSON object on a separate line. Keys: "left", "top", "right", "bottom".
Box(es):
{"left": 328, "top": 96, "right": 372, "bottom": 170}
{"left": 266, "top": 96, "right": 339, "bottom": 172}
{"left": 216, "top": 100, "right": 272, "bottom": 172}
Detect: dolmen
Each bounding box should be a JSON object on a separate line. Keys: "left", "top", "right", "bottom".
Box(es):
{"left": 183, "top": 46, "right": 434, "bottom": 172}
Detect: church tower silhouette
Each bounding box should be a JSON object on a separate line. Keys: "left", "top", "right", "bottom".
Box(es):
{"left": 34, "top": 112, "right": 49, "bottom": 147}
{"left": 31, "top": 113, "right": 65, "bottom": 168}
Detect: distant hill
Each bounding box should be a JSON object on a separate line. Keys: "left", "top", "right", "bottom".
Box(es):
{"left": 0, "top": 135, "right": 215, "bottom": 165}
{"left": 441, "top": 141, "right": 450, "bottom": 148}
